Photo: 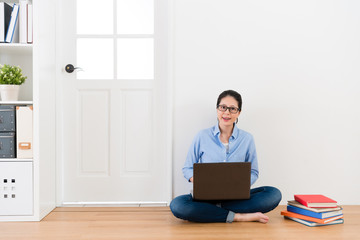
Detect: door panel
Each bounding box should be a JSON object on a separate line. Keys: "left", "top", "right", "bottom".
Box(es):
{"left": 123, "top": 90, "right": 153, "bottom": 172}
{"left": 78, "top": 90, "right": 110, "bottom": 175}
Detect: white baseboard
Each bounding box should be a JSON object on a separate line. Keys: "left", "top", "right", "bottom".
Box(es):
{"left": 59, "top": 202, "right": 168, "bottom": 207}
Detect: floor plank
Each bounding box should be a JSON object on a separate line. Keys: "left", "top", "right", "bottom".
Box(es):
{"left": 0, "top": 205, "right": 358, "bottom": 240}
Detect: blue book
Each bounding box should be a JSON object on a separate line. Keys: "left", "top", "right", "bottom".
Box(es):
{"left": 5, "top": 3, "right": 19, "bottom": 43}
{"left": 287, "top": 205, "right": 343, "bottom": 219}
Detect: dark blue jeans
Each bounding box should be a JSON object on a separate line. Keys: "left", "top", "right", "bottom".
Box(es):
{"left": 170, "top": 186, "right": 282, "bottom": 223}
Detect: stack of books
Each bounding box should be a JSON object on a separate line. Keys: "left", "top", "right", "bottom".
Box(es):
{"left": 281, "top": 194, "right": 344, "bottom": 227}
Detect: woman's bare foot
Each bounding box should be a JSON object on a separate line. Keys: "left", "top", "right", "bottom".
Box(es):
{"left": 233, "top": 212, "right": 269, "bottom": 223}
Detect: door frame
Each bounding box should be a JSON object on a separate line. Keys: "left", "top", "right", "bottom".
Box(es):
{"left": 54, "top": 0, "right": 174, "bottom": 206}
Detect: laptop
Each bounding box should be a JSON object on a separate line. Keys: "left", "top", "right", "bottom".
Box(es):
{"left": 193, "top": 162, "right": 251, "bottom": 201}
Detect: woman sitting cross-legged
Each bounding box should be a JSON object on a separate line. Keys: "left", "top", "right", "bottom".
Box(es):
{"left": 170, "top": 90, "right": 282, "bottom": 223}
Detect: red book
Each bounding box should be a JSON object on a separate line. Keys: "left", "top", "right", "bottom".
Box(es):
{"left": 294, "top": 194, "right": 337, "bottom": 208}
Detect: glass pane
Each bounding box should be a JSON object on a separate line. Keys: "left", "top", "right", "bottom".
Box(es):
{"left": 117, "top": 38, "right": 154, "bottom": 79}
{"left": 77, "top": 0, "right": 113, "bottom": 34}
{"left": 117, "top": 0, "right": 154, "bottom": 34}
{"left": 77, "top": 39, "right": 114, "bottom": 79}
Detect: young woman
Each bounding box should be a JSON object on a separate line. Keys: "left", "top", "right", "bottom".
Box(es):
{"left": 170, "top": 90, "right": 281, "bottom": 223}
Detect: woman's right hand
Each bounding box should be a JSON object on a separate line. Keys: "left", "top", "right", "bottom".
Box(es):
{"left": 189, "top": 177, "right": 193, "bottom": 182}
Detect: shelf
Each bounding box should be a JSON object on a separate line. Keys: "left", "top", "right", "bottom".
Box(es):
{"left": 0, "top": 43, "right": 33, "bottom": 55}
{"left": 0, "top": 158, "right": 33, "bottom": 162}
{"left": 0, "top": 101, "right": 33, "bottom": 105}
{"left": 0, "top": 43, "right": 33, "bottom": 48}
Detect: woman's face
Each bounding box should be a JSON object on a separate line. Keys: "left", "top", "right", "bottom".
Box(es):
{"left": 217, "top": 96, "right": 241, "bottom": 128}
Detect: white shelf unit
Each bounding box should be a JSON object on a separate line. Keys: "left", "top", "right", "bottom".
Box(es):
{"left": 0, "top": 0, "right": 56, "bottom": 222}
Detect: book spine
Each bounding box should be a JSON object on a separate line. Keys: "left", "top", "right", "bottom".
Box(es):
{"left": 5, "top": 4, "right": 19, "bottom": 43}
{"left": 2, "top": 3, "right": 12, "bottom": 42}
{"left": 0, "top": 3, "right": 4, "bottom": 42}
{"left": 27, "top": 4, "right": 32, "bottom": 43}
{"left": 19, "top": 0, "right": 27, "bottom": 44}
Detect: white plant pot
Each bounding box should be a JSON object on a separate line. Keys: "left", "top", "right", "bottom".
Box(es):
{"left": 0, "top": 85, "right": 20, "bottom": 101}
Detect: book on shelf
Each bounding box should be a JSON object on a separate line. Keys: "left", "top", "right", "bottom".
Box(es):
{"left": 287, "top": 205, "right": 343, "bottom": 219}
{"left": 281, "top": 210, "right": 343, "bottom": 224}
{"left": 294, "top": 194, "right": 338, "bottom": 208}
{"left": 5, "top": 3, "right": 19, "bottom": 43}
{"left": 0, "top": 2, "right": 12, "bottom": 42}
{"left": 19, "top": 0, "right": 27, "bottom": 44}
{"left": 284, "top": 216, "right": 344, "bottom": 227}
{"left": 288, "top": 200, "right": 341, "bottom": 212}
{"left": 27, "top": 3, "right": 32, "bottom": 43}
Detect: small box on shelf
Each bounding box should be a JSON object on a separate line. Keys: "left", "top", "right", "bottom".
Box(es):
{"left": 16, "top": 105, "right": 33, "bottom": 159}
{"left": 0, "top": 104, "right": 33, "bottom": 160}
{"left": 0, "top": 105, "right": 16, "bottom": 158}
{"left": 0, "top": 132, "right": 15, "bottom": 158}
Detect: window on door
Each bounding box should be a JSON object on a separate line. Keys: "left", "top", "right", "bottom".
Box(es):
{"left": 76, "top": 0, "right": 154, "bottom": 80}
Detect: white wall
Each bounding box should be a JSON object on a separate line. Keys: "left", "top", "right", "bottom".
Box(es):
{"left": 172, "top": 0, "right": 360, "bottom": 204}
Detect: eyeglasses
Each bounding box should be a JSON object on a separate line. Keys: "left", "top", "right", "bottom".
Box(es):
{"left": 217, "top": 105, "right": 240, "bottom": 114}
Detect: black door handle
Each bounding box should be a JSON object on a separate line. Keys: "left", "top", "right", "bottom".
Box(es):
{"left": 65, "top": 64, "right": 83, "bottom": 73}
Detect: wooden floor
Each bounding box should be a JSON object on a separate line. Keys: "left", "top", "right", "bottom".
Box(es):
{"left": 0, "top": 205, "right": 358, "bottom": 240}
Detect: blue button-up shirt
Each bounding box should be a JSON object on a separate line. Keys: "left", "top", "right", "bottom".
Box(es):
{"left": 182, "top": 124, "right": 259, "bottom": 186}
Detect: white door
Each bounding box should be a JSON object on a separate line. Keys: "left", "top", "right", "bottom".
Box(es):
{"left": 56, "top": 0, "right": 171, "bottom": 204}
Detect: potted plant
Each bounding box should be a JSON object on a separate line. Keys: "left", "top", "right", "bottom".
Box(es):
{"left": 0, "top": 64, "right": 27, "bottom": 101}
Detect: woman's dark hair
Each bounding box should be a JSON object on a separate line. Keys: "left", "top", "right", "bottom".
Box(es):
{"left": 216, "top": 90, "right": 242, "bottom": 111}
